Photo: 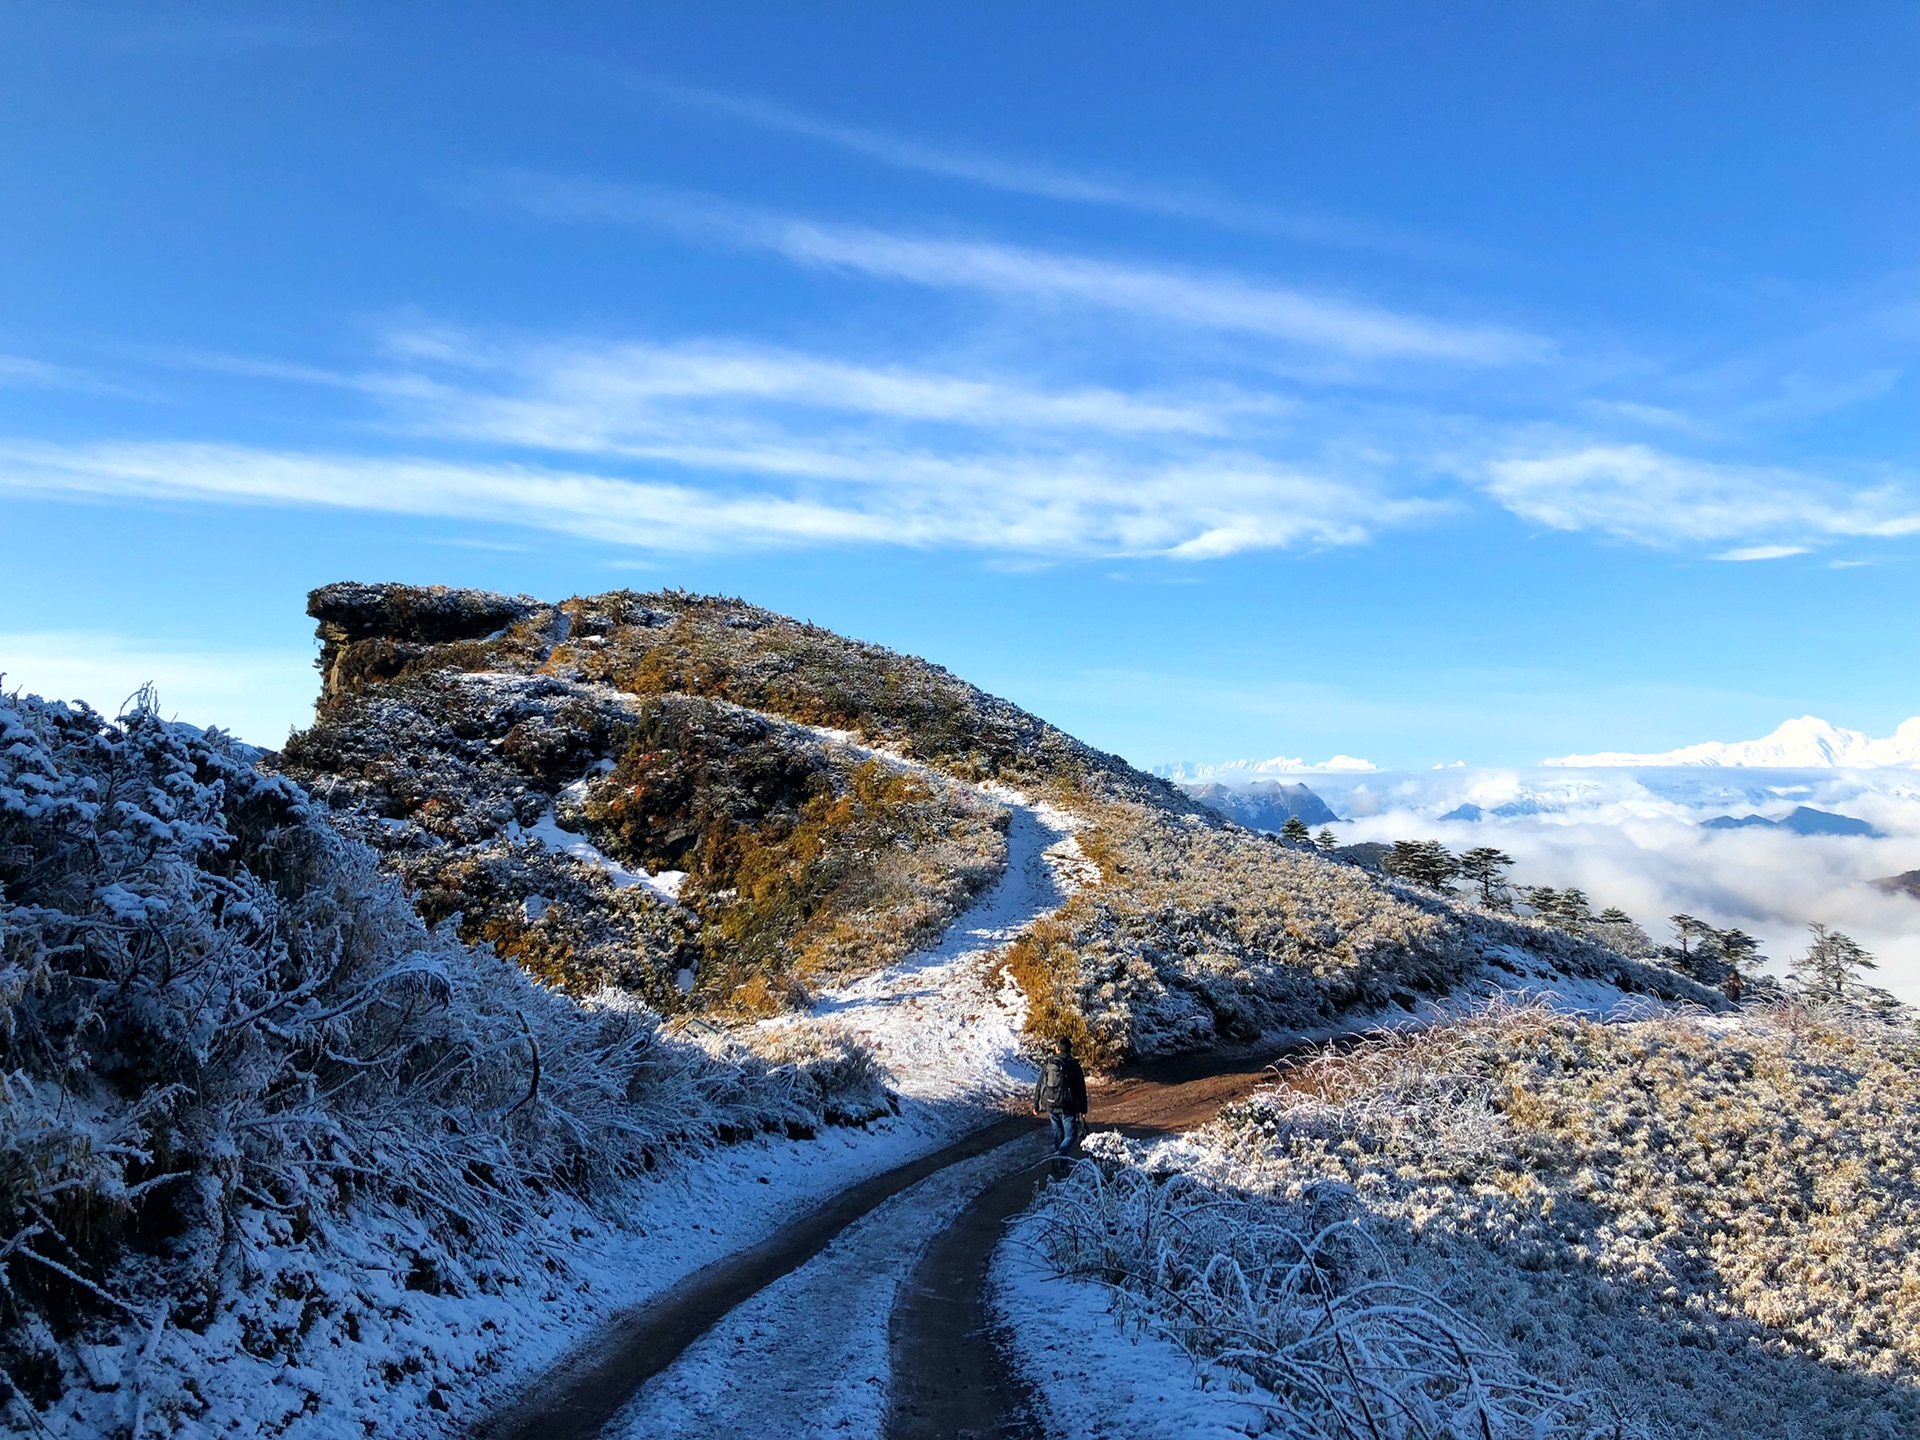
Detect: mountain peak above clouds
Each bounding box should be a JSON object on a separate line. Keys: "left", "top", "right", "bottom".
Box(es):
{"left": 1544, "top": 715, "right": 1920, "bottom": 769}
{"left": 1153, "top": 753, "right": 1376, "bottom": 783}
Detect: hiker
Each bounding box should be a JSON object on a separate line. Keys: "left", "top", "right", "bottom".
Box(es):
{"left": 1034, "top": 1036, "right": 1089, "bottom": 1154}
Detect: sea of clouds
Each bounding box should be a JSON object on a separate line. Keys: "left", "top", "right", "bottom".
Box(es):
{"left": 1294, "top": 767, "right": 1920, "bottom": 1004}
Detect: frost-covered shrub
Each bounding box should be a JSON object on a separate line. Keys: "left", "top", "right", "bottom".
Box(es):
{"left": 1003, "top": 798, "right": 1715, "bottom": 1064}
{"left": 1084, "top": 1001, "right": 1920, "bottom": 1438}
{"left": 0, "top": 688, "right": 888, "bottom": 1430}
{"left": 1025, "top": 1138, "right": 1635, "bottom": 1438}
{"left": 742, "top": 1022, "right": 895, "bottom": 1129}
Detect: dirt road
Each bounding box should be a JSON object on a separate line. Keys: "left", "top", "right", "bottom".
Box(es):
{"left": 884, "top": 1037, "right": 1339, "bottom": 1440}
{"left": 474, "top": 1115, "right": 1033, "bottom": 1440}
{"left": 474, "top": 1037, "right": 1323, "bottom": 1440}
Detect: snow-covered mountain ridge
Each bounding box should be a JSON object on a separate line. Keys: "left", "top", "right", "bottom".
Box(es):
{"left": 0, "top": 582, "right": 1733, "bottom": 1438}
{"left": 1153, "top": 752, "right": 1375, "bottom": 781}
{"left": 1547, "top": 714, "right": 1920, "bottom": 769}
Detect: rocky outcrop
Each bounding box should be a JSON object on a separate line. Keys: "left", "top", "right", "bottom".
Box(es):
{"left": 310, "top": 581, "right": 540, "bottom": 707}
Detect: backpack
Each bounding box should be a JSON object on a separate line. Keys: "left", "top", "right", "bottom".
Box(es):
{"left": 1039, "top": 1058, "right": 1068, "bottom": 1108}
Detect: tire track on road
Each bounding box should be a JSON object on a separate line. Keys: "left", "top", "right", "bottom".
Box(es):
{"left": 885, "top": 1037, "right": 1357, "bottom": 1440}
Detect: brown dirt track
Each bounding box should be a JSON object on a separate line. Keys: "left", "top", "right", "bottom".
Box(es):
{"left": 884, "top": 1039, "right": 1331, "bottom": 1439}
{"left": 475, "top": 1038, "right": 1334, "bottom": 1440}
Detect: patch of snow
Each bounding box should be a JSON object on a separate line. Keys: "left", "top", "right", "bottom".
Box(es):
{"left": 1469, "top": 944, "right": 1672, "bottom": 1019}
{"left": 513, "top": 807, "right": 685, "bottom": 906}
{"left": 602, "top": 1134, "right": 1049, "bottom": 1440}
{"left": 994, "top": 1219, "right": 1275, "bottom": 1439}
{"left": 786, "top": 792, "right": 1087, "bottom": 1106}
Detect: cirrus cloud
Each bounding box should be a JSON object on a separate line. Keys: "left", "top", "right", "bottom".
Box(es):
{"left": 1481, "top": 442, "right": 1920, "bottom": 549}
{"left": 0, "top": 434, "right": 1441, "bottom": 560}
{"left": 495, "top": 177, "right": 1547, "bottom": 366}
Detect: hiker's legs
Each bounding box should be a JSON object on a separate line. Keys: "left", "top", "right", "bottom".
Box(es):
{"left": 1049, "top": 1111, "right": 1070, "bottom": 1151}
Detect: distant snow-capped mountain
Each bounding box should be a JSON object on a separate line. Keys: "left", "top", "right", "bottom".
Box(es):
{"left": 1178, "top": 780, "right": 1341, "bottom": 830}
{"left": 1544, "top": 716, "right": 1920, "bottom": 769}
{"left": 1154, "top": 753, "right": 1376, "bottom": 782}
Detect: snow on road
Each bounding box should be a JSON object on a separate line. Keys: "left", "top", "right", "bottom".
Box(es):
{"left": 602, "top": 1134, "right": 1051, "bottom": 1440}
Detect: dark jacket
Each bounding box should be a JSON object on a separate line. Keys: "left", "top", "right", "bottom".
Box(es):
{"left": 1036, "top": 1053, "right": 1088, "bottom": 1115}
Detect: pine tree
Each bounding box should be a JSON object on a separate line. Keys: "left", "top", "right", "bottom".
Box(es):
{"left": 1718, "top": 928, "right": 1765, "bottom": 973}
{"left": 1591, "top": 906, "right": 1655, "bottom": 958}
{"left": 1314, "top": 827, "right": 1338, "bottom": 853}
{"left": 1458, "top": 846, "right": 1515, "bottom": 907}
{"left": 1715, "top": 927, "right": 1766, "bottom": 1001}
{"left": 1384, "top": 839, "right": 1459, "bottom": 892}
{"left": 1552, "top": 887, "right": 1593, "bottom": 936}
{"left": 1789, "top": 923, "right": 1876, "bottom": 1001}
{"left": 1281, "top": 814, "right": 1312, "bottom": 846}
{"left": 1519, "top": 885, "right": 1594, "bottom": 938}
{"left": 1668, "top": 914, "right": 1707, "bottom": 963}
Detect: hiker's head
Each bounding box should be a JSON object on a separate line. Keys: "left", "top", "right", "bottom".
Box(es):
{"left": 1054, "top": 1036, "right": 1073, "bottom": 1056}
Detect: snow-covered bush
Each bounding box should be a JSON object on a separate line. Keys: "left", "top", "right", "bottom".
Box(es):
{"left": 1024, "top": 1146, "right": 1637, "bottom": 1438}
{"left": 1041, "top": 1001, "right": 1920, "bottom": 1437}
{"left": 0, "top": 688, "right": 887, "bottom": 1431}
{"left": 1002, "top": 797, "right": 1715, "bottom": 1063}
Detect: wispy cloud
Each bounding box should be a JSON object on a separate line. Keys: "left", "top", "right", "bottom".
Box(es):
{"left": 376, "top": 329, "right": 1267, "bottom": 444}
{"left": 1715, "top": 544, "right": 1810, "bottom": 562}
{"left": 0, "top": 353, "right": 140, "bottom": 397}
{"left": 1481, "top": 442, "right": 1920, "bottom": 549}
{"left": 0, "top": 434, "right": 1440, "bottom": 560}
{"left": 496, "top": 177, "right": 1546, "bottom": 365}
{"left": 66, "top": 316, "right": 1917, "bottom": 567}
{"left": 638, "top": 80, "right": 1458, "bottom": 259}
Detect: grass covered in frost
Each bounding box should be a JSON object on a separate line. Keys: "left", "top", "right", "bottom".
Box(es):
{"left": 1028, "top": 1001, "right": 1920, "bottom": 1437}
{"left": 0, "top": 688, "right": 889, "bottom": 1434}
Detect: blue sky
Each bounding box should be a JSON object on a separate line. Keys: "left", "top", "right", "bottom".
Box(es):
{"left": 0, "top": 3, "right": 1914, "bottom": 765}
